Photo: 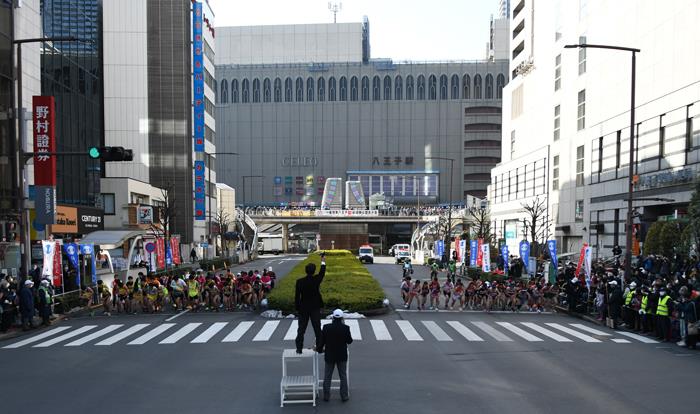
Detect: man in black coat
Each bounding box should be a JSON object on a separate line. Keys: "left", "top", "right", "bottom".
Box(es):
{"left": 318, "top": 309, "right": 353, "bottom": 402}
{"left": 294, "top": 252, "right": 326, "bottom": 353}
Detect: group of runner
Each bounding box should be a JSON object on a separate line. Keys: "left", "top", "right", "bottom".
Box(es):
{"left": 90, "top": 268, "right": 276, "bottom": 316}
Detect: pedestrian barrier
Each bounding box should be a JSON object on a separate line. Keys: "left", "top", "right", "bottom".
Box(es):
{"left": 280, "top": 348, "right": 318, "bottom": 407}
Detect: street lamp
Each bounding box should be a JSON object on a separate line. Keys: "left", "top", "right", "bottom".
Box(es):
{"left": 241, "top": 175, "right": 263, "bottom": 207}
{"left": 564, "top": 43, "right": 640, "bottom": 280}
{"left": 426, "top": 156, "right": 455, "bottom": 255}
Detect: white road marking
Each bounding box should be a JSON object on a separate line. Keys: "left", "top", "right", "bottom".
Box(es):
{"left": 545, "top": 323, "right": 602, "bottom": 343}
{"left": 65, "top": 325, "right": 123, "bottom": 346}
{"left": 284, "top": 320, "right": 298, "bottom": 340}
{"left": 127, "top": 324, "right": 176, "bottom": 345}
{"left": 3, "top": 327, "right": 72, "bottom": 349}
{"left": 191, "top": 322, "right": 228, "bottom": 343}
{"left": 321, "top": 319, "right": 332, "bottom": 327}
{"left": 569, "top": 323, "right": 612, "bottom": 336}
{"left": 159, "top": 323, "right": 202, "bottom": 344}
{"left": 446, "top": 321, "right": 484, "bottom": 341}
{"left": 221, "top": 321, "right": 254, "bottom": 342}
{"left": 395, "top": 320, "right": 423, "bottom": 341}
{"left": 520, "top": 322, "right": 573, "bottom": 342}
{"left": 33, "top": 325, "right": 98, "bottom": 348}
{"left": 422, "top": 321, "right": 453, "bottom": 341}
{"left": 346, "top": 319, "right": 362, "bottom": 340}
{"left": 496, "top": 322, "right": 543, "bottom": 342}
{"left": 471, "top": 321, "right": 513, "bottom": 342}
{"left": 165, "top": 309, "right": 189, "bottom": 322}
{"left": 95, "top": 324, "right": 151, "bottom": 346}
{"left": 611, "top": 338, "right": 631, "bottom": 343}
{"left": 370, "top": 320, "right": 392, "bottom": 340}
{"left": 616, "top": 331, "right": 659, "bottom": 344}
{"left": 253, "top": 321, "right": 280, "bottom": 341}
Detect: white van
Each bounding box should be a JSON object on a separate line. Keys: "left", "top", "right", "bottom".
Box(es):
{"left": 358, "top": 245, "right": 374, "bottom": 264}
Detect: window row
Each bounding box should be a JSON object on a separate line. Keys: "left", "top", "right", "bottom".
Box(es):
{"left": 216, "top": 73, "right": 506, "bottom": 104}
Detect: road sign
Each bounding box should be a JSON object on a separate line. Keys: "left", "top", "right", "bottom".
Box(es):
{"left": 201, "top": 242, "right": 209, "bottom": 248}
{"left": 144, "top": 242, "right": 156, "bottom": 253}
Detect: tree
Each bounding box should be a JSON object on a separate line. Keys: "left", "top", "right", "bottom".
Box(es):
{"left": 214, "top": 208, "right": 231, "bottom": 257}
{"left": 520, "top": 196, "right": 551, "bottom": 257}
{"left": 149, "top": 182, "right": 176, "bottom": 242}
{"left": 465, "top": 206, "right": 492, "bottom": 243}
{"left": 686, "top": 180, "right": 700, "bottom": 255}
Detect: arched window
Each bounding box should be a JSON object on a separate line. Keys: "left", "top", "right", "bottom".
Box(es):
{"left": 263, "top": 78, "right": 271, "bottom": 102}
{"left": 406, "top": 75, "right": 414, "bottom": 100}
{"left": 462, "top": 74, "right": 470, "bottom": 99}
{"left": 361, "top": 76, "right": 370, "bottom": 101}
{"left": 485, "top": 74, "right": 494, "bottom": 99}
{"left": 220, "top": 79, "right": 228, "bottom": 104}
{"left": 252, "top": 78, "right": 260, "bottom": 103}
{"left": 394, "top": 75, "right": 403, "bottom": 100}
{"left": 340, "top": 76, "right": 349, "bottom": 101}
{"left": 274, "top": 78, "right": 282, "bottom": 102}
{"left": 439, "top": 74, "right": 448, "bottom": 99}
{"left": 317, "top": 77, "right": 325, "bottom": 102}
{"left": 350, "top": 76, "right": 358, "bottom": 101}
{"left": 306, "top": 77, "right": 314, "bottom": 102}
{"left": 284, "top": 78, "right": 293, "bottom": 102}
{"left": 383, "top": 75, "right": 392, "bottom": 100}
{"left": 496, "top": 74, "right": 505, "bottom": 99}
{"left": 417, "top": 75, "right": 425, "bottom": 100}
{"left": 428, "top": 75, "right": 437, "bottom": 100}
{"left": 214, "top": 79, "right": 218, "bottom": 103}
{"left": 328, "top": 77, "right": 336, "bottom": 101}
{"left": 473, "top": 74, "right": 482, "bottom": 99}
{"left": 231, "top": 79, "right": 239, "bottom": 103}
{"left": 295, "top": 77, "right": 304, "bottom": 102}
{"left": 450, "top": 74, "right": 459, "bottom": 99}
{"left": 372, "top": 75, "right": 381, "bottom": 101}
{"left": 241, "top": 79, "right": 249, "bottom": 103}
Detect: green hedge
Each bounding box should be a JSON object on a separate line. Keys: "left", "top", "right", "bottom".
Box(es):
{"left": 267, "top": 250, "right": 385, "bottom": 314}
{"left": 198, "top": 256, "right": 237, "bottom": 272}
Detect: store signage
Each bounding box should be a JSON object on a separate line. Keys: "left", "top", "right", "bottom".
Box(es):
{"left": 50, "top": 205, "right": 78, "bottom": 234}
{"left": 192, "top": 1, "right": 204, "bottom": 152}
{"left": 371, "top": 156, "right": 414, "bottom": 167}
{"left": 78, "top": 206, "right": 104, "bottom": 233}
{"left": 194, "top": 160, "right": 206, "bottom": 220}
{"left": 634, "top": 168, "right": 694, "bottom": 190}
{"left": 282, "top": 156, "right": 318, "bottom": 167}
{"left": 33, "top": 96, "right": 57, "bottom": 225}
{"left": 137, "top": 205, "right": 154, "bottom": 224}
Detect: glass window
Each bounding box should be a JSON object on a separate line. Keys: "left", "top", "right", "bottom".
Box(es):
{"left": 274, "top": 78, "right": 282, "bottom": 102}
{"left": 554, "top": 105, "right": 560, "bottom": 141}
{"left": 307, "top": 77, "right": 314, "bottom": 102}
{"left": 296, "top": 77, "right": 304, "bottom": 102}
{"left": 241, "top": 79, "right": 249, "bottom": 103}
{"left": 473, "top": 74, "right": 482, "bottom": 99}
{"left": 361, "top": 76, "right": 369, "bottom": 101}
{"left": 577, "top": 89, "right": 586, "bottom": 130}
{"left": 439, "top": 75, "right": 448, "bottom": 99}
{"left": 417, "top": 75, "right": 425, "bottom": 100}
{"left": 231, "top": 79, "right": 239, "bottom": 103}
{"left": 405, "top": 176, "right": 415, "bottom": 195}
{"left": 406, "top": 75, "right": 414, "bottom": 100}
{"left": 328, "top": 77, "right": 336, "bottom": 101}
{"left": 252, "top": 78, "right": 260, "bottom": 103}
{"left": 576, "top": 145, "right": 585, "bottom": 186}
{"left": 284, "top": 78, "right": 293, "bottom": 102}
{"left": 510, "top": 130, "right": 516, "bottom": 159}
{"left": 350, "top": 76, "right": 358, "bottom": 101}
{"left": 485, "top": 74, "right": 494, "bottom": 99}
{"left": 263, "top": 78, "right": 271, "bottom": 102}
{"left": 462, "top": 74, "right": 470, "bottom": 98}
{"left": 575, "top": 200, "right": 584, "bottom": 221}
{"left": 496, "top": 74, "right": 505, "bottom": 99}
{"left": 554, "top": 54, "right": 562, "bottom": 91}
{"left": 578, "top": 36, "right": 587, "bottom": 75}
{"left": 383, "top": 75, "right": 392, "bottom": 100}
{"left": 340, "top": 76, "right": 348, "bottom": 101}
{"left": 371, "top": 176, "right": 381, "bottom": 194}
{"left": 220, "top": 79, "right": 228, "bottom": 104}
{"left": 317, "top": 77, "right": 325, "bottom": 102}
{"left": 428, "top": 75, "right": 437, "bottom": 100}
{"left": 102, "top": 193, "right": 115, "bottom": 215}
{"left": 372, "top": 76, "right": 381, "bottom": 101}
{"left": 394, "top": 75, "right": 403, "bottom": 100}
{"left": 552, "top": 155, "right": 559, "bottom": 190}
{"left": 450, "top": 74, "right": 459, "bottom": 99}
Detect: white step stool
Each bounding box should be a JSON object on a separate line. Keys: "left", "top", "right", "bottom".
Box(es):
{"left": 280, "top": 349, "right": 318, "bottom": 407}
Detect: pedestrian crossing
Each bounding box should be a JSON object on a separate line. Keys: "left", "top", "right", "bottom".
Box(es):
{"left": 2, "top": 319, "right": 660, "bottom": 349}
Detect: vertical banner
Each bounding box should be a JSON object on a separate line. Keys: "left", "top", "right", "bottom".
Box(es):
{"left": 194, "top": 160, "right": 206, "bottom": 220}
{"left": 459, "top": 239, "right": 466, "bottom": 264}
{"left": 501, "top": 244, "right": 509, "bottom": 274}
{"left": 192, "top": 1, "right": 204, "bottom": 152}
{"left": 547, "top": 239, "right": 558, "bottom": 270}
{"left": 574, "top": 243, "right": 588, "bottom": 282}
{"left": 41, "top": 240, "right": 55, "bottom": 278}
{"left": 435, "top": 240, "right": 444, "bottom": 258}
{"left": 170, "top": 235, "right": 181, "bottom": 265}
{"left": 80, "top": 244, "right": 97, "bottom": 285}
{"left": 33, "top": 96, "right": 57, "bottom": 225}
{"left": 481, "top": 243, "right": 491, "bottom": 273}
{"left": 469, "top": 240, "right": 478, "bottom": 267}
{"left": 64, "top": 243, "right": 80, "bottom": 287}
{"left": 52, "top": 241, "right": 62, "bottom": 287}
{"left": 583, "top": 245, "right": 592, "bottom": 287}
{"left": 165, "top": 239, "right": 173, "bottom": 266}
{"left": 156, "top": 238, "right": 166, "bottom": 270}
{"left": 519, "top": 240, "right": 530, "bottom": 272}
{"left": 477, "top": 238, "right": 483, "bottom": 266}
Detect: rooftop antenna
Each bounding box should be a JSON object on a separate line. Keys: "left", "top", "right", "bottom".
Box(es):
{"left": 328, "top": 2, "right": 342, "bottom": 23}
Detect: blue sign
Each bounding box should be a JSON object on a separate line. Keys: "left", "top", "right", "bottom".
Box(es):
{"left": 435, "top": 240, "right": 444, "bottom": 257}
{"left": 274, "top": 176, "right": 282, "bottom": 185}
{"left": 192, "top": 1, "right": 204, "bottom": 152}
{"left": 194, "top": 160, "right": 206, "bottom": 220}
{"left": 547, "top": 239, "right": 558, "bottom": 269}
{"left": 166, "top": 241, "right": 172, "bottom": 266}
{"left": 519, "top": 240, "right": 530, "bottom": 272}
{"left": 64, "top": 243, "right": 80, "bottom": 287}
{"left": 469, "top": 240, "right": 478, "bottom": 267}
{"left": 79, "top": 243, "right": 97, "bottom": 285}
{"left": 501, "top": 244, "right": 509, "bottom": 275}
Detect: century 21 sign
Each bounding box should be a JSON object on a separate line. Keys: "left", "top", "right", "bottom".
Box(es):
{"left": 281, "top": 156, "right": 318, "bottom": 167}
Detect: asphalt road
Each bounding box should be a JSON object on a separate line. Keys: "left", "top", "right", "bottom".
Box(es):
{"left": 2, "top": 254, "right": 698, "bottom": 414}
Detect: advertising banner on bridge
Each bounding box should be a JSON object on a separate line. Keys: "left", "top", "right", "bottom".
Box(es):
{"left": 469, "top": 240, "right": 478, "bottom": 267}
{"left": 481, "top": 243, "right": 491, "bottom": 273}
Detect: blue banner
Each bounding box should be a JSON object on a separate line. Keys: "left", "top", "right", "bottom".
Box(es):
{"left": 469, "top": 239, "right": 478, "bottom": 267}
{"left": 435, "top": 240, "right": 444, "bottom": 258}
{"left": 166, "top": 240, "right": 173, "bottom": 266}
{"left": 192, "top": 1, "right": 204, "bottom": 152}
{"left": 501, "top": 244, "right": 509, "bottom": 274}
{"left": 519, "top": 240, "right": 530, "bottom": 272}
{"left": 194, "top": 160, "right": 206, "bottom": 220}
{"left": 64, "top": 243, "right": 80, "bottom": 287}
{"left": 80, "top": 244, "right": 97, "bottom": 285}
{"left": 547, "top": 239, "right": 558, "bottom": 269}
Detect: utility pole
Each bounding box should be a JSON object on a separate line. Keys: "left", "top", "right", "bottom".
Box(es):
{"left": 328, "top": 2, "right": 342, "bottom": 23}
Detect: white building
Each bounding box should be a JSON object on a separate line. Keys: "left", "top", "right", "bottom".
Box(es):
{"left": 490, "top": 0, "right": 700, "bottom": 258}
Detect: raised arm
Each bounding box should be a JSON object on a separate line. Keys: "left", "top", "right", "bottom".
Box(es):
{"left": 316, "top": 256, "right": 326, "bottom": 284}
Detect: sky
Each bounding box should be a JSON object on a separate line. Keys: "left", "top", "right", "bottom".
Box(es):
{"left": 208, "top": 0, "right": 499, "bottom": 61}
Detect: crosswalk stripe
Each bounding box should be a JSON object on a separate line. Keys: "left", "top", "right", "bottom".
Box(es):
{"left": 615, "top": 331, "right": 659, "bottom": 344}
{"left": 446, "top": 321, "right": 484, "bottom": 341}
{"left": 65, "top": 325, "right": 123, "bottom": 346}
{"left": 611, "top": 338, "right": 631, "bottom": 343}
{"left": 545, "top": 323, "right": 601, "bottom": 343}
{"left": 520, "top": 322, "right": 573, "bottom": 342}
{"left": 221, "top": 321, "right": 254, "bottom": 342}
{"left": 128, "top": 324, "right": 175, "bottom": 345}
{"left": 422, "top": 321, "right": 452, "bottom": 341}
{"left": 191, "top": 322, "right": 228, "bottom": 343}
{"left": 253, "top": 321, "right": 279, "bottom": 341}
{"left": 284, "top": 320, "right": 298, "bottom": 340}
{"left": 370, "top": 320, "right": 392, "bottom": 340}
{"left": 472, "top": 321, "right": 512, "bottom": 342}
{"left": 159, "top": 323, "right": 201, "bottom": 344}
{"left": 3, "top": 327, "right": 72, "bottom": 349}
{"left": 496, "top": 322, "right": 543, "bottom": 342}
{"left": 345, "top": 319, "right": 362, "bottom": 340}
{"left": 96, "top": 324, "right": 150, "bottom": 346}
{"left": 33, "top": 325, "right": 97, "bottom": 348}
{"left": 396, "top": 320, "right": 423, "bottom": 341}
{"left": 569, "top": 323, "right": 612, "bottom": 336}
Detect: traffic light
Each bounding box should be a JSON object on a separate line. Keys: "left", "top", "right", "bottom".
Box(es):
{"left": 88, "top": 146, "right": 134, "bottom": 162}
{"left": 3, "top": 221, "right": 18, "bottom": 242}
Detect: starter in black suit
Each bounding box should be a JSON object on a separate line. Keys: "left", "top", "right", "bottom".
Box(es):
{"left": 294, "top": 255, "right": 326, "bottom": 353}
{"left": 318, "top": 316, "right": 353, "bottom": 401}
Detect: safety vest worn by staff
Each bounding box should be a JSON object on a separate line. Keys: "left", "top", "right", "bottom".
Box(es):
{"left": 625, "top": 290, "right": 635, "bottom": 306}
{"left": 38, "top": 286, "right": 52, "bottom": 304}
{"left": 187, "top": 280, "right": 199, "bottom": 297}
{"left": 656, "top": 295, "right": 670, "bottom": 316}
{"left": 641, "top": 294, "right": 648, "bottom": 312}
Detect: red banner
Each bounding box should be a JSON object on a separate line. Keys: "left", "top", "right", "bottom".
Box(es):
{"left": 156, "top": 238, "right": 166, "bottom": 269}
{"left": 52, "top": 241, "right": 62, "bottom": 287}
{"left": 477, "top": 238, "right": 483, "bottom": 266}
{"left": 170, "top": 236, "right": 181, "bottom": 265}
{"left": 33, "top": 96, "right": 56, "bottom": 186}
{"left": 574, "top": 243, "right": 588, "bottom": 283}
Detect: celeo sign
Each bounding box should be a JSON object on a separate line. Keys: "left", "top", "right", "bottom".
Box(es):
{"left": 33, "top": 96, "right": 57, "bottom": 225}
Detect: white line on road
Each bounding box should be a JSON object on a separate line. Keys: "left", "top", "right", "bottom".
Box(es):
{"left": 159, "top": 323, "right": 202, "bottom": 344}
{"left": 422, "top": 321, "right": 453, "bottom": 341}
{"left": 471, "top": 321, "right": 513, "bottom": 342}
{"left": 253, "top": 321, "right": 280, "bottom": 341}
{"left": 545, "top": 323, "right": 601, "bottom": 343}
{"left": 128, "top": 324, "right": 176, "bottom": 345}
{"left": 446, "top": 321, "right": 484, "bottom": 341}
{"left": 370, "top": 320, "right": 392, "bottom": 340}
{"left": 221, "top": 321, "right": 254, "bottom": 342}
{"left": 3, "top": 327, "right": 72, "bottom": 349}
{"left": 165, "top": 309, "right": 189, "bottom": 322}
{"left": 33, "top": 325, "right": 98, "bottom": 348}
{"left": 346, "top": 319, "right": 362, "bottom": 340}
{"left": 496, "top": 322, "right": 543, "bottom": 342}
{"left": 96, "top": 324, "right": 150, "bottom": 346}
{"left": 191, "top": 322, "right": 228, "bottom": 343}
{"left": 520, "top": 322, "right": 572, "bottom": 342}
{"left": 569, "top": 323, "right": 612, "bottom": 336}
{"left": 611, "top": 338, "right": 631, "bottom": 343}
{"left": 284, "top": 320, "right": 298, "bottom": 340}
{"left": 616, "top": 331, "right": 659, "bottom": 344}
{"left": 65, "top": 325, "right": 123, "bottom": 346}
{"left": 395, "top": 320, "right": 423, "bottom": 341}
